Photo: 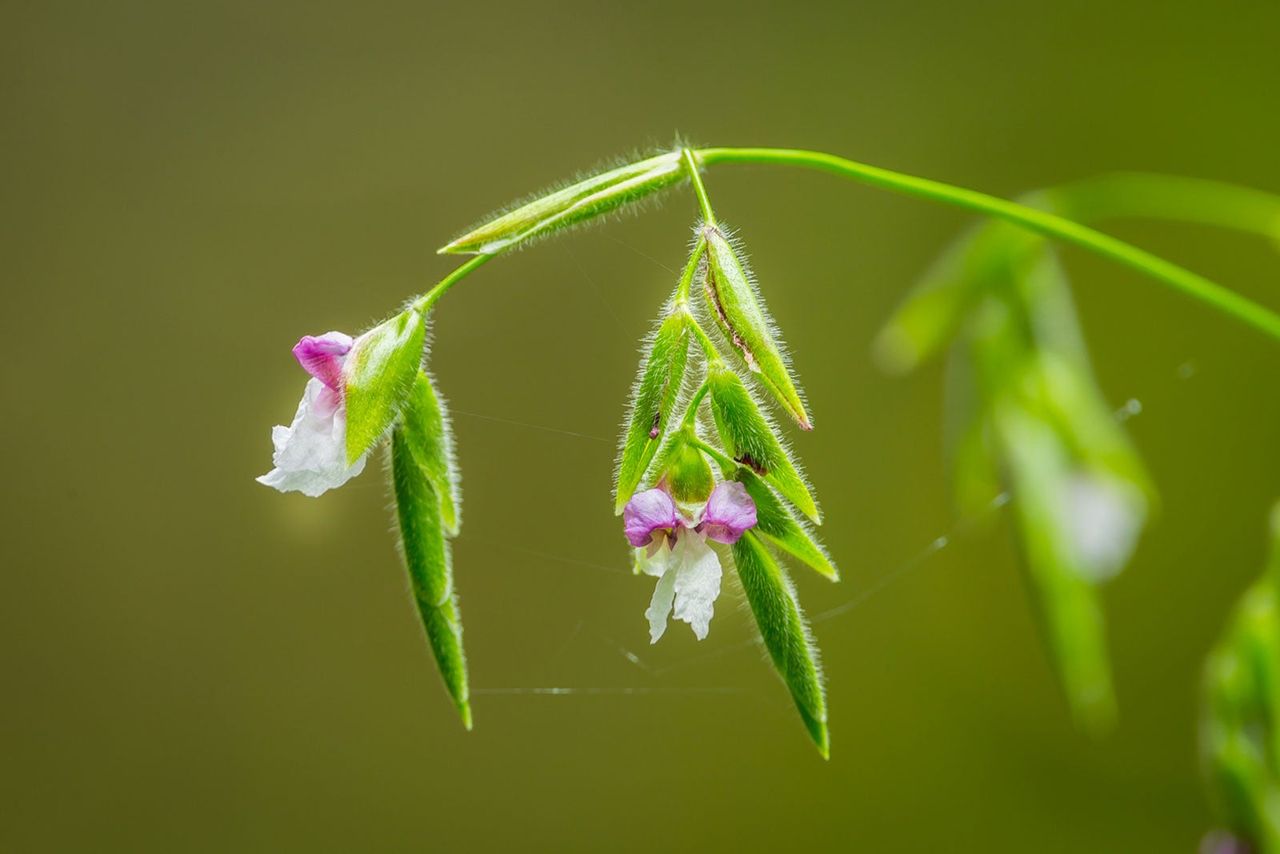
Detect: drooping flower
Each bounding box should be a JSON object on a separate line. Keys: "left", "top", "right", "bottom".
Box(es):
{"left": 257, "top": 332, "right": 369, "bottom": 497}
{"left": 625, "top": 481, "right": 758, "bottom": 643}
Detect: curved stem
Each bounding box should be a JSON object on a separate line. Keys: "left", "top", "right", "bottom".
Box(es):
{"left": 698, "top": 147, "right": 1280, "bottom": 341}
{"left": 689, "top": 435, "right": 737, "bottom": 470}
{"left": 682, "top": 148, "right": 716, "bottom": 225}
{"left": 413, "top": 253, "right": 494, "bottom": 314}
{"left": 681, "top": 380, "right": 711, "bottom": 429}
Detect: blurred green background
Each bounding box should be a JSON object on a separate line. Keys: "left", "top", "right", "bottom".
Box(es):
{"left": 3, "top": 1, "right": 1279, "bottom": 850}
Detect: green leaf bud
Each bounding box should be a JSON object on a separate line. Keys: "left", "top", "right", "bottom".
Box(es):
{"left": 656, "top": 434, "right": 714, "bottom": 505}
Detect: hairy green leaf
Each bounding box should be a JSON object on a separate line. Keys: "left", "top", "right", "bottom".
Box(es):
{"left": 345, "top": 308, "right": 426, "bottom": 463}
{"left": 701, "top": 226, "right": 811, "bottom": 430}
{"left": 733, "top": 468, "right": 837, "bottom": 581}
{"left": 391, "top": 426, "right": 471, "bottom": 729}
{"left": 441, "top": 152, "right": 684, "bottom": 255}
{"left": 614, "top": 310, "right": 690, "bottom": 512}
{"left": 733, "top": 532, "right": 829, "bottom": 757}
{"left": 399, "top": 371, "right": 461, "bottom": 536}
{"left": 707, "top": 363, "right": 819, "bottom": 524}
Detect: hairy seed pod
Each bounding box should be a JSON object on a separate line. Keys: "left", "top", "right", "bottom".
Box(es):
{"left": 732, "top": 532, "right": 829, "bottom": 758}
{"left": 441, "top": 152, "right": 685, "bottom": 255}
{"left": 700, "top": 225, "right": 811, "bottom": 430}
{"left": 391, "top": 410, "right": 470, "bottom": 729}
{"left": 614, "top": 310, "right": 691, "bottom": 513}
{"left": 732, "top": 468, "right": 837, "bottom": 580}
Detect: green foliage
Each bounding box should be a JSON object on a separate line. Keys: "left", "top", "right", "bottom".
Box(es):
{"left": 707, "top": 363, "right": 820, "bottom": 524}
{"left": 345, "top": 308, "right": 426, "bottom": 464}
{"left": 701, "top": 226, "right": 811, "bottom": 430}
{"left": 733, "top": 467, "right": 838, "bottom": 581}
{"left": 390, "top": 372, "right": 470, "bottom": 729}
{"left": 733, "top": 532, "right": 829, "bottom": 757}
{"left": 441, "top": 151, "right": 685, "bottom": 255}
{"left": 1201, "top": 506, "right": 1280, "bottom": 852}
{"left": 912, "top": 237, "right": 1153, "bottom": 734}
{"left": 614, "top": 309, "right": 691, "bottom": 512}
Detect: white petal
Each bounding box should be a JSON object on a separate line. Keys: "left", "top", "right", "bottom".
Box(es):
{"left": 257, "top": 378, "right": 368, "bottom": 497}
{"left": 633, "top": 537, "right": 674, "bottom": 578}
{"left": 645, "top": 569, "right": 677, "bottom": 644}
{"left": 1062, "top": 473, "right": 1146, "bottom": 581}
{"left": 671, "top": 534, "right": 723, "bottom": 640}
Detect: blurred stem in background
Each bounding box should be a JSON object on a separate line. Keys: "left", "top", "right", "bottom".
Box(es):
{"left": 1201, "top": 504, "right": 1280, "bottom": 853}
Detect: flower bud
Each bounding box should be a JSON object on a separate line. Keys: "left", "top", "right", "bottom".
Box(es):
{"left": 441, "top": 151, "right": 685, "bottom": 255}
{"left": 657, "top": 436, "right": 714, "bottom": 505}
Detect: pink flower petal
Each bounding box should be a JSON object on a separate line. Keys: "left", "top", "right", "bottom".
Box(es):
{"left": 623, "top": 488, "right": 680, "bottom": 547}
{"left": 292, "top": 331, "right": 354, "bottom": 392}
{"left": 698, "top": 481, "right": 757, "bottom": 544}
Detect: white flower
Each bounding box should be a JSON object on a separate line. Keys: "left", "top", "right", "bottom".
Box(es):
{"left": 624, "top": 483, "right": 758, "bottom": 642}
{"left": 637, "top": 533, "right": 724, "bottom": 642}
{"left": 257, "top": 331, "right": 369, "bottom": 497}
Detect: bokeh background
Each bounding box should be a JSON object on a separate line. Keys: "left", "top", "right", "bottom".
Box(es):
{"left": 4, "top": 1, "right": 1279, "bottom": 851}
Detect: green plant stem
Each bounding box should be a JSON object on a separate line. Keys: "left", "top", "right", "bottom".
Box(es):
{"left": 682, "top": 148, "right": 717, "bottom": 225}
{"left": 696, "top": 147, "right": 1280, "bottom": 341}
{"left": 682, "top": 380, "right": 711, "bottom": 429}
{"left": 689, "top": 435, "right": 738, "bottom": 470}
{"left": 413, "top": 253, "right": 494, "bottom": 314}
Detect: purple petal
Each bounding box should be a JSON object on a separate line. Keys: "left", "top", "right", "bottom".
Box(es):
{"left": 293, "top": 331, "right": 354, "bottom": 392}
{"left": 698, "top": 481, "right": 757, "bottom": 544}
{"left": 623, "top": 488, "right": 680, "bottom": 547}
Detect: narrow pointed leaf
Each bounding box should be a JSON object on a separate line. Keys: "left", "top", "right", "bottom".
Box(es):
{"left": 733, "top": 468, "right": 837, "bottom": 580}
{"left": 614, "top": 310, "right": 690, "bottom": 512}
{"left": 345, "top": 308, "right": 426, "bottom": 463}
{"left": 399, "top": 371, "right": 461, "bottom": 535}
{"left": 701, "top": 226, "right": 811, "bottom": 429}
{"left": 997, "top": 403, "right": 1116, "bottom": 734}
{"left": 391, "top": 426, "right": 471, "bottom": 728}
{"left": 441, "top": 152, "right": 685, "bottom": 255}
{"left": 733, "top": 532, "right": 829, "bottom": 757}
{"left": 707, "top": 363, "right": 820, "bottom": 523}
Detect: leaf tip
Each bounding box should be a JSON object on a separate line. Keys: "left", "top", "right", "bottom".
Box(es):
{"left": 458, "top": 701, "right": 474, "bottom": 731}
{"left": 808, "top": 717, "right": 830, "bottom": 759}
